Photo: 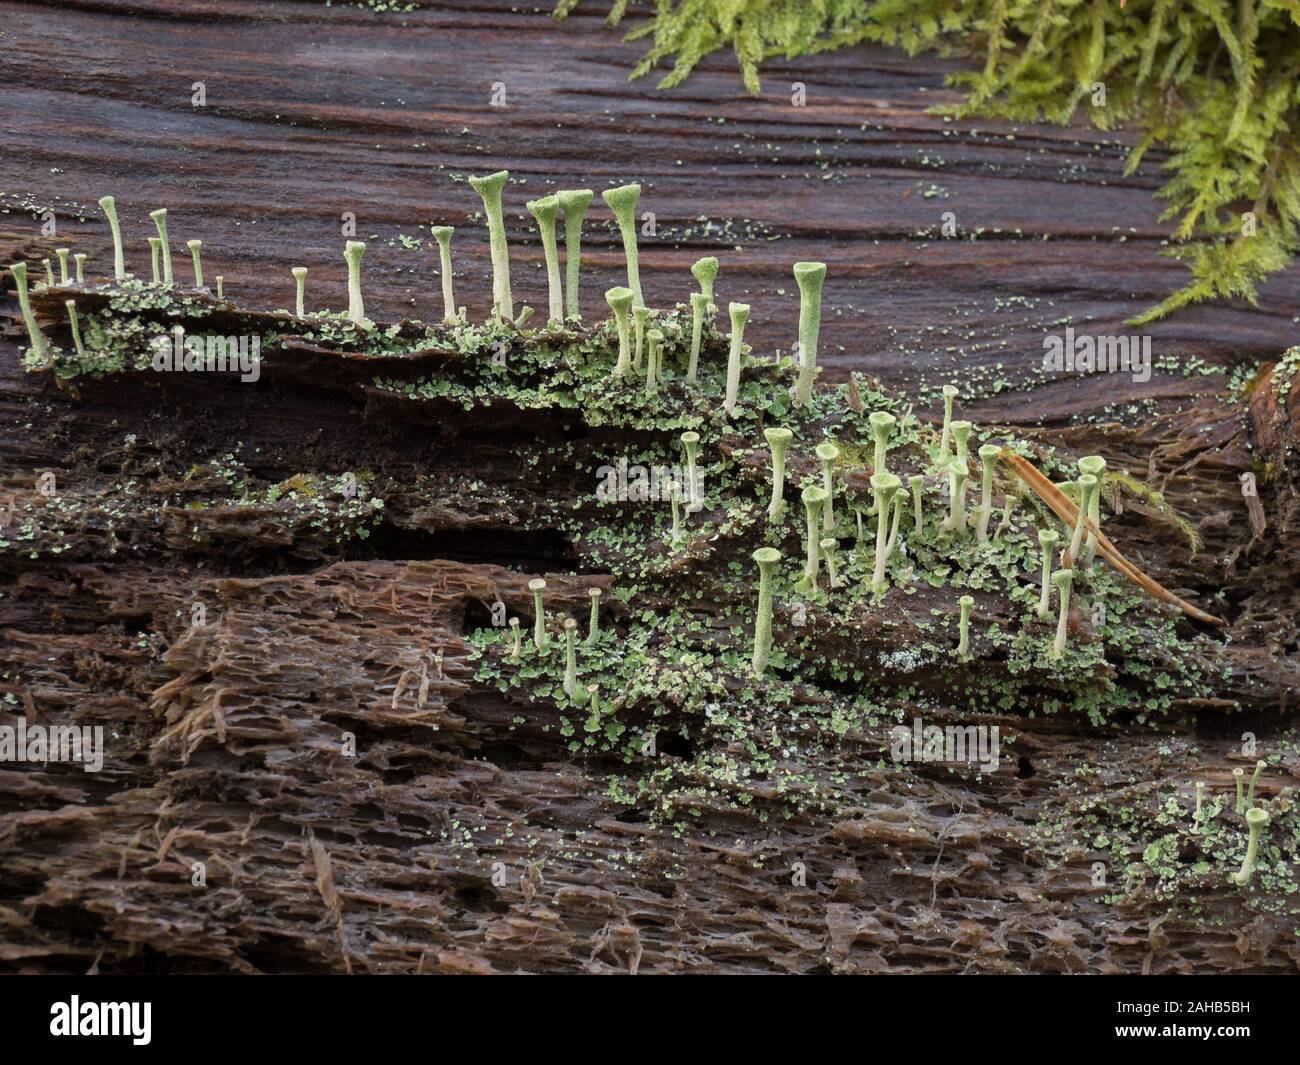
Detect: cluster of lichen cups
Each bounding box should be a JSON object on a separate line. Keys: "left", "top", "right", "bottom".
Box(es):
{"left": 17, "top": 177, "right": 1119, "bottom": 707}
{"left": 32, "top": 177, "right": 1265, "bottom": 889}
{"left": 8, "top": 196, "right": 223, "bottom": 369}
{"left": 1185, "top": 760, "right": 1273, "bottom": 887}
{"left": 746, "top": 377, "right": 1115, "bottom": 677}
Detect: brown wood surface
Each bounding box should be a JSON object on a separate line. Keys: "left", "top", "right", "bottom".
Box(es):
{"left": 3, "top": 0, "right": 1297, "bottom": 421}
{"left": 2, "top": 1, "right": 1299, "bottom": 977}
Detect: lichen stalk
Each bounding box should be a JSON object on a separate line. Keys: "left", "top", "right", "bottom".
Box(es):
{"left": 687, "top": 291, "right": 708, "bottom": 384}
{"left": 723, "top": 301, "right": 750, "bottom": 416}
{"left": 958, "top": 595, "right": 974, "bottom": 660}
{"left": 632, "top": 305, "right": 651, "bottom": 372}
{"left": 937, "top": 385, "right": 959, "bottom": 463}
{"left": 870, "top": 472, "right": 901, "bottom": 598}
{"left": 292, "top": 267, "right": 308, "bottom": 317}
{"left": 975, "top": 444, "right": 1000, "bottom": 544}
{"left": 606, "top": 287, "right": 634, "bottom": 377}
{"left": 65, "top": 300, "right": 86, "bottom": 359}
{"left": 909, "top": 474, "right": 924, "bottom": 533}
{"left": 691, "top": 256, "right": 718, "bottom": 314}
{"left": 1246, "top": 759, "right": 1266, "bottom": 808}
{"left": 469, "top": 170, "right": 513, "bottom": 320}
{"left": 1037, "top": 529, "right": 1060, "bottom": 619}
{"left": 1050, "top": 569, "right": 1074, "bottom": 659}
{"left": 602, "top": 183, "right": 643, "bottom": 307}
{"left": 644, "top": 328, "right": 662, "bottom": 397}
{"left": 816, "top": 442, "right": 839, "bottom": 532}
{"left": 98, "top": 196, "right": 126, "bottom": 281}
{"left": 563, "top": 618, "right": 582, "bottom": 702}
{"left": 148, "top": 209, "right": 172, "bottom": 286}
{"left": 8, "top": 262, "right": 48, "bottom": 363}
{"left": 557, "top": 190, "right": 593, "bottom": 319}
{"left": 430, "top": 226, "right": 457, "bottom": 324}
{"left": 186, "top": 239, "right": 203, "bottom": 289}
{"left": 943, "top": 462, "right": 969, "bottom": 535}
{"left": 343, "top": 240, "right": 367, "bottom": 326}
{"left": 884, "top": 487, "right": 907, "bottom": 557}
{"left": 792, "top": 262, "right": 826, "bottom": 407}
{"left": 1067, "top": 473, "right": 1099, "bottom": 565}
{"left": 764, "top": 427, "right": 793, "bottom": 523}
{"left": 751, "top": 547, "right": 781, "bottom": 676}
{"left": 798, "top": 485, "right": 828, "bottom": 594}
{"left": 526, "top": 195, "right": 564, "bottom": 324}
{"left": 586, "top": 587, "right": 602, "bottom": 645}
{"left": 1078, "top": 455, "right": 1107, "bottom": 565}
{"left": 680, "top": 431, "right": 701, "bottom": 512}
{"left": 1230, "top": 808, "right": 1269, "bottom": 886}
{"left": 528, "top": 578, "right": 548, "bottom": 653}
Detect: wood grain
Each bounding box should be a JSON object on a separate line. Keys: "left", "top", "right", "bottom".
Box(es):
{"left": 3, "top": 0, "right": 1297, "bottom": 422}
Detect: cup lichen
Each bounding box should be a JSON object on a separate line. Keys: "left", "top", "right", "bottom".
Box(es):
{"left": 1050, "top": 568, "right": 1075, "bottom": 659}
{"left": 691, "top": 256, "right": 719, "bottom": 312}
{"left": 8, "top": 262, "right": 48, "bottom": 363}
{"left": 602, "top": 183, "right": 643, "bottom": 307}
{"left": 526, "top": 195, "right": 564, "bottom": 325}
{"left": 148, "top": 209, "right": 173, "bottom": 286}
{"left": 816, "top": 442, "right": 839, "bottom": 532}
{"left": 870, "top": 472, "right": 901, "bottom": 597}
{"left": 975, "top": 443, "right": 1001, "bottom": 544}
{"left": 797, "top": 485, "right": 829, "bottom": 594}
{"left": 937, "top": 385, "right": 959, "bottom": 464}
{"left": 586, "top": 587, "right": 602, "bottom": 646}
{"left": 1230, "top": 807, "right": 1269, "bottom": 886}
{"left": 292, "top": 267, "right": 308, "bottom": 318}
{"left": 751, "top": 546, "right": 782, "bottom": 676}
{"left": 632, "top": 305, "right": 652, "bottom": 372}
{"left": 723, "top": 301, "right": 750, "bottom": 416}
{"left": 958, "top": 594, "right": 974, "bottom": 660}
{"left": 468, "top": 170, "right": 513, "bottom": 320}
{"left": 557, "top": 189, "right": 593, "bottom": 319}
{"left": 65, "top": 300, "right": 86, "bottom": 359}
{"left": 792, "top": 262, "right": 826, "bottom": 407}
{"left": 1037, "top": 528, "right": 1061, "bottom": 620}
{"left": 343, "top": 240, "right": 367, "bottom": 326}
{"left": 186, "top": 239, "right": 204, "bottom": 289}
{"left": 98, "top": 195, "right": 126, "bottom": 281}
{"left": 687, "top": 291, "right": 708, "bottom": 385}
{"left": 681, "top": 431, "right": 702, "bottom": 512}
{"left": 605, "top": 287, "right": 634, "bottom": 377}
{"left": 764, "top": 426, "right": 793, "bottom": 523}
{"left": 430, "top": 225, "right": 457, "bottom": 324}
{"left": 528, "top": 577, "right": 548, "bottom": 653}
